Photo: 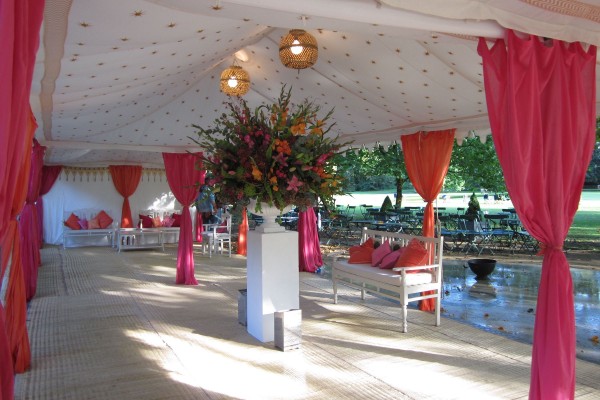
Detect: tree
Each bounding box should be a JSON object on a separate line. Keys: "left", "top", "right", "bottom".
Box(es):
{"left": 585, "top": 118, "right": 600, "bottom": 185}
{"left": 336, "top": 143, "right": 409, "bottom": 207}
{"left": 446, "top": 136, "right": 506, "bottom": 193}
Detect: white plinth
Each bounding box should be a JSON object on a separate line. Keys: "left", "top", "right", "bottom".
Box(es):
{"left": 247, "top": 230, "right": 299, "bottom": 343}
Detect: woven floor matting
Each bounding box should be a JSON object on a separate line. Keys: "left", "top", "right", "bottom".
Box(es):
{"left": 14, "top": 245, "right": 600, "bottom": 399}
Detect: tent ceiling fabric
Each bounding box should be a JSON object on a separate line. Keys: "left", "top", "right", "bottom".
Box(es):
{"left": 32, "top": 0, "right": 600, "bottom": 167}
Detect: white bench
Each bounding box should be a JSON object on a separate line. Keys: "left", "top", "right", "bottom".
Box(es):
{"left": 62, "top": 209, "right": 116, "bottom": 249}
{"left": 332, "top": 228, "right": 444, "bottom": 333}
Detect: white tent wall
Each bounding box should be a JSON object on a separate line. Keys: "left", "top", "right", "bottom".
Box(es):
{"left": 42, "top": 169, "right": 192, "bottom": 245}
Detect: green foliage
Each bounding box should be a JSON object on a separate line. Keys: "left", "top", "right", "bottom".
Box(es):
{"left": 337, "top": 143, "right": 408, "bottom": 207}
{"left": 465, "top": 192, "right": 481, "bottom": 220}
{"left": 380, "top": 195, "right": 393, "bottom": 212}
{"left": 446, "top": 136, "right": 506, "bottom": 193}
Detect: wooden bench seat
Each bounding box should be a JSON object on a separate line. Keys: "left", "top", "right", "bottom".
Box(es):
{"left": 332, "top": 228, "right": 444, "bottom": 333}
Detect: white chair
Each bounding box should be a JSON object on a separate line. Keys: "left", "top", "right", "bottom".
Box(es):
{"left": 201, "top": 214, "right": 232, "bottom": 257}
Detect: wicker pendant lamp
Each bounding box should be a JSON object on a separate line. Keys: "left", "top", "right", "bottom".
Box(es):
{"left": 279, "top": 29, "right": 318, "bottom": 70}
{"left": 219, "top": 60, "right": 250, "bottom": 96}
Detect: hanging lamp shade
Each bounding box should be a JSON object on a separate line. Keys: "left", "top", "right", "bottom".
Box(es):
{"left": 219, "top": 63, "right": 250, "bottom": 96}
{"left": 279, "top": 29, "right": 318, "bottom": 70}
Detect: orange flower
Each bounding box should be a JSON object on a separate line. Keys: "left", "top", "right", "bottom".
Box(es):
{"left": 291, "top": 122, "right": 306, "bottom": 136}
{"left": 251, "top": 165, "right": 262, "bottom": 181}
{"left": 310, "top": 120, "right": 325, "bottom": 135}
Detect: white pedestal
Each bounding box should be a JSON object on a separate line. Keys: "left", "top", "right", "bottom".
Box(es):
{"left": 247, "top": 230, "right": 299, "bottom": 343}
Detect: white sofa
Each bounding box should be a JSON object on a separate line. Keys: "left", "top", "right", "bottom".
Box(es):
{"left": 332, "top": 228, "right": 444, "bottom": 333}
{"left": 62, "top": 209, "right": 116, "bottom": 249}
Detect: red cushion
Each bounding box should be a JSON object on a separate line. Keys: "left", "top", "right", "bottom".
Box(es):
{"left": 216, "top": 221, "right": 228, "bottom": 233}
{"left": 394, "top": 239, "right": 429, "bottom": 271}
{"left": 348, "top": 247, "right": 374, "bottom": 264}
{"left": 371, "top": 240, "right": 391, "bottom": 267}
{"left": 139, "top": 214, "right": 153, "bottom": 228}
{"left": 379, "top": 247, "right": 405, "bottom": 269}
{"left": 96, "top": 210, "right": 113, "bottom": 229}
{"left": 349, "top": 237, "right": 374, "bottom": 254}
{"left": 171, "top": 213, "right": 181, "bottom": 227}
{"left": 64, "top": 213, "right": 81, "bottom": 230}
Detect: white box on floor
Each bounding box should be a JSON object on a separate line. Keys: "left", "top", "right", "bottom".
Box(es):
{"left": 274, "top": 309, "right": 302, "bottom": 351}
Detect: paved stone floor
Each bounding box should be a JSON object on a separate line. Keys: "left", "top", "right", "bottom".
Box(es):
{"left": 14, "top": 245, "right": 600, "bottom": 399}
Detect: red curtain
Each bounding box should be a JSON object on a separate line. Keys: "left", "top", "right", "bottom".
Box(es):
{"left": 19, "top": 140, "right": 45, "bottom": 301}
{"left": 478, "top": 31, "right": 596, "bottom": 400}
{"left": 162, "top": 153, "right": 204, "bottom": 285}
{"left": 109, "top": 165, "right": 142, "bottom": 228}
{"left": 401, "top": 129, "right": 454, "bottom": 311}
{"left": 0, "top": 0, "right": 44, "bottom": 394}
{"left": 37, "top": 165, "right": 63, "bottom": 243}
{"left": 298, "top": 208, "right": 323, "bottom": 272}
{"left": 237, "top": 208, "right": 249, "bottom": 256}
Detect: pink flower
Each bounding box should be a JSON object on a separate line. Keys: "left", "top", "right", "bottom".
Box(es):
{"left": 228, "top": 170, "right": 236, "bottom": 175}
{"left": 274, "top": 152, "right": 288, "bottom": 167}
{"left": 286, "top": 175, "right": 304, "bottom": 192}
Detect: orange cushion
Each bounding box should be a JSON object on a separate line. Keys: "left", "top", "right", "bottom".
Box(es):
{"left": 64, "top": 213, "right": 81, "bottom": 230}
{"left": 96, "top": 210, "right": 113, "bottom": 229}
{"left": 151, "top": 216, "right": 162, "bottom": 228}
{"left": 394, "top": 239, "right": 429, "bottom": 271}
{"left": 88, "top": 217, "right": 100, "bottom": 229}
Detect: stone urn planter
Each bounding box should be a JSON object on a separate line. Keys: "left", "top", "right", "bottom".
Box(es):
{"left": 467, "top": 258, "right": 497, "bottom": 280}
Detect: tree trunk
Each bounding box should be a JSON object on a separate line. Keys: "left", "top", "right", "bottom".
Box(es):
{"left": 395, "top": 178, "right": 404, "bottom": 208}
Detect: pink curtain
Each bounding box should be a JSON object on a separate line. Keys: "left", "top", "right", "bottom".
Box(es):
{"left": 109, "top": 165, "right": 142, "bottom": 228}
{"left": 298, "top": 208, "right": 323, "bottom": 272}
{"left": 237, "top": 208, "right": 249, "bottom": 256}
{"left": 37, "top": 165, "right": 63, "bottom": 243}
{"left": 0, "top": 0, "right": 45, "bottom": 394}
{"left": 19, "top": 140, "right": 45, "bottom": 301}
{"left": 162, "top": 153, "right": 204, "bottom": 285}
{"left": 478, "top": 31, "right": 596, "bottom": 400}
{"left": 400, "top": 129, "right": 454, "bottom": 311}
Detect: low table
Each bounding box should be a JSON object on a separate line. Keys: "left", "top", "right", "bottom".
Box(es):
{"left": 117, "top": 228, "right": 164, "bottom": 252}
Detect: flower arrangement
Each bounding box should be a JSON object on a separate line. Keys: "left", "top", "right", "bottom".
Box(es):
{"left": 192, "top": 86, "right": 351, "bottom": 212}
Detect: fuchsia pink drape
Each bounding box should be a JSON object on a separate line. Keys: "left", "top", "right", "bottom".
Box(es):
{"left": 237, "top": 208, "right": 249, "bottom": 256}
{"left": 163, "top": 153, "right": 204, "bottom": 285}
{"left": 37, "top": 165, "right": 63, "bottom": 243}
{"left": 298, "top": 208, "right": 323, "bottom": 272}
{"left": 0, "top": 0, "right": 45, "bottom": 395}
{"left": 478, "top": 31, "right": 596, "bottom": 400}
{"left": 401, "top": 129, "right": 454, "bottom": 311}
{"left": 109, "top": 165, "right": 143, "bottom": 228}
{"left": 19, "top": 140, "right": 45, "bottom": 301}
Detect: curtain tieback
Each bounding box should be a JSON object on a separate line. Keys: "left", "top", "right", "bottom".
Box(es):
{"left": 537, "top": 242, "right": 564, "bottom": 256}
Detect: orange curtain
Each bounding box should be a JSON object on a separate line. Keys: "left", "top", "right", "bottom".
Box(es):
{"left": 401, "top": 129, "right": 455, "bottom": 310}
{"left": 237, "top": 208, "right": 249, "bottom": 256}
{"left": 109, "top": 165, "right": 142, "bottom": 228}
{"left": 2, "top": 111, "right": 38, "bottom": 376}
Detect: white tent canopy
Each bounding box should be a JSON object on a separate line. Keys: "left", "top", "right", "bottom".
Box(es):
{"left": 31, "top": 0, "right": 600, "bottom": 168}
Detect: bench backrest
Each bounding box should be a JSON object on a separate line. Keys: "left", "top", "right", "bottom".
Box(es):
{"left": 360, "top": 228, "right": 444, "bottom": 271}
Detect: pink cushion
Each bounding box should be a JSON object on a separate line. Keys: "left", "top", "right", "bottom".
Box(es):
{"left": 379, "top": 247, "right": 405, "bottom": 269}
{"left": 96, "top": 210, "right": 113, "bottom": 229}
{"left": 161, "top": 215, "right": 174, "bottom": 227}
{"left": 78, "top": 218, "right": 89, "bottom": 230}
{"left": 64, "top": 213, "right": 81, "bottom": 230}
{"left": 371, "top": 240, "right": 391, "bottom": 267}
